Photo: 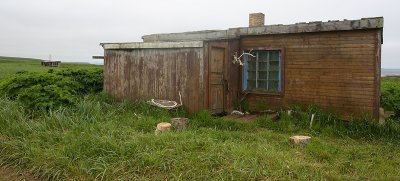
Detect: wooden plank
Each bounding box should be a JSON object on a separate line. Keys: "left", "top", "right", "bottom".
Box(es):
{"left": 104, "top": 48, "right": 205, "bottom": 113}
{"left": 208, "top": 44, "right": 227, "bottom": 113}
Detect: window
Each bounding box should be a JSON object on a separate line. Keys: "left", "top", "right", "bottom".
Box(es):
{"left": 242, "top": 50, "right": 282, "bottom": 93}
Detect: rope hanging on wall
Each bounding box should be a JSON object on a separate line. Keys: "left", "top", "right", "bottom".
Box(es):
{"left": 147, "top": 92, "right": 182, "bottom": 110}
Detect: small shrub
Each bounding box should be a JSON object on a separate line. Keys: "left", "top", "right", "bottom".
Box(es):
{"left": 381, "top": 78, "right": 400, "bottom": 118}
{"left": 233, "top": 99, "right": 250, "bottom": 112}
{"left": 0, "top": 69, "right": 103, "bottom": 111}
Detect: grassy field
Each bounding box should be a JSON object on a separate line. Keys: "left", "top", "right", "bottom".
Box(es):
{"left": 0, "top": 57, "right": 399, "bottom": 180}
{"left": 0, "top": 56, "right": 101, "bottom": 80}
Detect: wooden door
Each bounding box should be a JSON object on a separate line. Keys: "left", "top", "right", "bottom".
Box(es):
{"left": 209, "top": 46, "right": 226, "bottom": 113}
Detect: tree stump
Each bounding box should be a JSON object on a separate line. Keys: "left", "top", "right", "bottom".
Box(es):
{"left": 290, "top": 136, "right": 311, "bottom": 146}
{"left": 171, "top": 118, "right": 189, "bottom": 131}
{"left": 155, "top": 122, "right": 172, "bottom": 135}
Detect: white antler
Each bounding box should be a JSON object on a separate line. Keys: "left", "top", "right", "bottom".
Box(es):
{"left": 232, "top": 50, "right": 255, "bottom": 66}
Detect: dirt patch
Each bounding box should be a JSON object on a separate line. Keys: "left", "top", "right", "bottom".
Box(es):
{"left": 0, "top": 166, "right": 38, "bottom": 181}
{"left": 223, "top": 114, "right": 260, "bottom": 122}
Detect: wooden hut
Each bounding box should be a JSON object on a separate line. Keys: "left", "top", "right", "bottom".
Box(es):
{"left": 41, "top": 61, "right": 61, "bottom": 67}
{"left": 101, "top": 14, "right": 383, "bottom": 119}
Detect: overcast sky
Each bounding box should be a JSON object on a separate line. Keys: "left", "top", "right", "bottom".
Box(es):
{"left": 0, "top": 0, "right": 398, "bottom": 67}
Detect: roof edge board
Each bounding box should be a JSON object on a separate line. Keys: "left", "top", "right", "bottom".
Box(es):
{"left": 141, "top": 17, "right": 384, "bottom": 42}
{"left": 101, "top": 41, "right": 204, "bottom": 50}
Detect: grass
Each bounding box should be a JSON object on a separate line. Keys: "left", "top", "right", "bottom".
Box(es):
{"left": 381, "top": 77, "right": 400, "bottom": 116}
{"left": 0, "top": 57, "right": 400, "bottom": 180}
{"left": 0, "top": 56, "right": 101, "bottom": 80}
{"left": 0, "top": 95, "right": 399, "bottom": 180}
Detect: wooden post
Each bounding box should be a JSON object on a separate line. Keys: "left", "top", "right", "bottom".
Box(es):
{"left": 171, "top": 118, "right": 189, "bottom": 131}
{"left": 155, "top": 122, "right": 172, "bottom": 135}
{"left": 290, "top": 136, "right": 311, "bottom": 146}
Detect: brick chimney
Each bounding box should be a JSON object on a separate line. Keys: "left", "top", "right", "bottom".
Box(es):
{"left": 249, "top": 13, "right": 265, "bottom": 27}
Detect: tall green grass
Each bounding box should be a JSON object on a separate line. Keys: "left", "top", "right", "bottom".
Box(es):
{"left": 255, "top": 105, "right": 400, "bottom": 141}
{"left": 0, "top": 58, "right": 399, "bottom": 180}
{"left": 381, "top": 77, "right": 400, "bottom": 117}
{"left": 1, "top": 94, "right": 400, "bottom": 180}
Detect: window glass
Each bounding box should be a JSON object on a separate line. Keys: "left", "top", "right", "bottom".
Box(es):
{"left": 243, "top": 50, "right": 281, "bottom": 93}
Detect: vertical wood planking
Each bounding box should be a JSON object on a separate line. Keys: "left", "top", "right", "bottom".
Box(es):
{"left": 104, "top": 48, "right": 205, "bottom": 113}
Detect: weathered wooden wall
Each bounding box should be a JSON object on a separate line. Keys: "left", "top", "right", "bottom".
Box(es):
{"left": 104, "top": 48, "right": 205, "bottom": 113}
{"left": 240, "top": 29, "right": 382, "bottom": 118}
{"left": 226, "top": 40, "right": 241, "bottom": 111}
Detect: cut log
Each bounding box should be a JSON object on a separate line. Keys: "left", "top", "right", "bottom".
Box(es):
{"left": 155, "top": 122, "right": 172, "bottom": 135}
{"left": 171, "top": 118, "right": 189, "bottom": 131}
{"left": 290, "top": 136, "right": 311, "bottom": 146}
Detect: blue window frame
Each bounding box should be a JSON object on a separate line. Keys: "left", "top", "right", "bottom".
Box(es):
{"left": 242, "top": 50, "right": 282, "bottom": 93}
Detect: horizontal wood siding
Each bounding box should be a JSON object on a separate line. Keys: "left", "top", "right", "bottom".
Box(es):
{"left": 104, "top": 48, "right": 205, "bottom": 113}
{"left": 240, "top": 29, "right": 381, "bottom": 118}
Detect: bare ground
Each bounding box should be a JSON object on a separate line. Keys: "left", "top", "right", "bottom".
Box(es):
{"left": 0, "top": 166, "right": 37, "bottom": 181}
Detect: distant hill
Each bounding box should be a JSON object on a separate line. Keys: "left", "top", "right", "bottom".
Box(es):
{"left": 0, "top": 56, "right": 98, "bottom": 65}
{"left": 0, "top": 56, "right": 43, "bottom": 62}
{"left": 0, "top": 56, "right": 102, "bottom": 80}
{"left": 63, "top": 62, "right": 91, "bottom": 64}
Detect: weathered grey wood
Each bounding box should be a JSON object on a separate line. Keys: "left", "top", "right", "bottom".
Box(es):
{"left": 290, "top": 136, "right": 311, "bottom": 146}
{"left": 142, "top": 30, "right": 229, "bottom": 42}
{"left": 103, "top": 47, "right": 205, "bottom": 113}
{"left": 101, "top": 41, "right": 203, "bottom": 50}
{"left": 140, "top": 17, "right": 383, "bottom": 42}
{"left": 171, "top": 118, "right": 189, "bottom": 130}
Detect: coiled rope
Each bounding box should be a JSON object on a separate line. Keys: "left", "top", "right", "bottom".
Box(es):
{"left": 148, "top": 92, "right": 182, "bottom": 109}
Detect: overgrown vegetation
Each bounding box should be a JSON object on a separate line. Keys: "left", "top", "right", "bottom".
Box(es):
{"left": 1, "top": 95, "right": 400, "bottom": 180}
{"left": 0, "top": 57, "right": 400, "bottom": 180}
{"left": 381, "top": 77, "right": 400, "bottom": 117}
{"left": 255, "top": 106, "right": 400, "bottom": 141}
{"left": 0, "top": 69, "right": 103, "bottom": 111}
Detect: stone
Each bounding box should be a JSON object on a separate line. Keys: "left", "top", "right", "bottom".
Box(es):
{"left": 290, "top": 136, "right": 311, "bottom": 146}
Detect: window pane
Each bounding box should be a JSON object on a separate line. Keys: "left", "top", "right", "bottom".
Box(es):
{"left": 248, "top": 71, "right": 256, "bottom": 80}
{"left": 259, "top": 62, "right": 268, "bottom": 71}
{"left": 268, "top": 71, "right": 279, "bottom": 80}
{"left": 269, "top": 51, "right": 280, "bottom": 61}
{"left": 269, "top": 61, "right": 279, "bottom": 71}
{"left": 268, "top": 80, "right": 279, "bottom": 92}
{"left": 258, "top": 52, "right": 268, "bottom": 62}
{"left": 259, "top": 71, "right": 268, "bottom": 79}
{"left": 247, "top": 60, "right": 256, "bottom": 71}
{"left": 247, "top": 80, "right": 256, "bottom": 89}
{"left": 257, "top": 80, "right": 268, "bottom": 89}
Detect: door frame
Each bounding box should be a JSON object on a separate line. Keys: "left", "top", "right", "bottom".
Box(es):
{"left": 207, "top": 41, "right": 229, "bottom": 113}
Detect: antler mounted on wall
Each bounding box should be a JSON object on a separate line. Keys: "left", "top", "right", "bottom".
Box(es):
{"left": 232, "top": 50, "right": 255, "bottom": 66}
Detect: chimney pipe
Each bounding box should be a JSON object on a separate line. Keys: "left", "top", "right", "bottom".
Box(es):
{"left": 249, "top": 13, "right": 265, "bottom": 27}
